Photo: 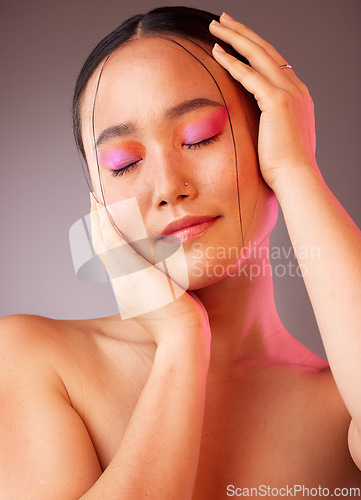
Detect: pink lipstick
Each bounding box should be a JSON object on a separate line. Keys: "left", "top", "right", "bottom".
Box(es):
{"left": 159, "top": 215, "right": 219, "bottom": 244}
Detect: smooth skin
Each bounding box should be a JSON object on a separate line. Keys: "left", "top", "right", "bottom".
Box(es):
{"left": 210, "top": 12, "right": 361, "bottom": 464}
{"left": 1, "top": 12, "right": 361, "bottom": 499}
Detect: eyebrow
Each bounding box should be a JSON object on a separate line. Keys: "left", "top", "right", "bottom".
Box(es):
{"left": 94, "top": 97, "right": 223, "bottom": 148}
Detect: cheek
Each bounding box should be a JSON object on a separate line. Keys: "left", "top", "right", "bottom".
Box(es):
{"left": 197, "top": 142, "right": 238, "bottom": 196}
{"left": 234, "top": 114, "right": 260, "bottom": 183}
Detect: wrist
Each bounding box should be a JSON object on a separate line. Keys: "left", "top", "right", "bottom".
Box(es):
{"left": 156, "top": 331, "right": 211, "bottom": 370}
{"left": 271, "top": 162, "right": 324, "bottom": 203}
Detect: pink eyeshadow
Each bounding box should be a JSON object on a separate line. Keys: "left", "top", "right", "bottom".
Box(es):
{"left": 181, "top": 107, "right": 228, "bottom": 144}
{"left": 99, "top": 145, "right": 142, "bottom": 170}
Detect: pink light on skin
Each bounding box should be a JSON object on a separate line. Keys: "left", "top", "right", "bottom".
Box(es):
{"left": 179, "top": 106, "right": 228, "bottom": 146}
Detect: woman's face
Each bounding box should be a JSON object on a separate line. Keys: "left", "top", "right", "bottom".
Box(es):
{"left": 81, "top": 36, "right": 277, "bottom": 289}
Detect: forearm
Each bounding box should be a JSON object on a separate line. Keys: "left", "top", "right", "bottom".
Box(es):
{"left": 81, "top": 335, "right": 210, "bottom": 500}
{"left": 274, "top": 165, "right": 361, "bottom": 420}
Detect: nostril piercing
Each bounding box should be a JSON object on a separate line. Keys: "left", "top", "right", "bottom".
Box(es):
{"left": 184, "top": 182, "right": 188, "bottom": 186}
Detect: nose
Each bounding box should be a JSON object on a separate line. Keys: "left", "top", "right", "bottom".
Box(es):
{"left": 151, "top": 153, "right": 197, "bottom": 208}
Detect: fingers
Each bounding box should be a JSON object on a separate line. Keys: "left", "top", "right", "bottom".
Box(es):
{"left": 212, "top": 44, "right": 282, "bottom": 111}
{"left": 88, "top": 193, "right": 188, "bottom": 321}
{"left": 210, "top": 14, "right": 304, "bottom": 90}
{"left": 210, "top": 21, "right": 292, "bottom": 92}
{"left": 219, "top": 13, "right": 287, "bottom": 66}
{"left": 89, "top": 194, "right": 141, "bottom": 268}
{"left": 97, "top": 203, "right": 125, "bottom": 251}
{"left": 90, "top": 194, "right": 175, "bottom": 280}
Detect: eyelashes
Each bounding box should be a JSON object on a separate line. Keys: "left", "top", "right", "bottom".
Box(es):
{"left": 110, "top": 159, "right": 142, "bottom": 177}
{"left": 184, "top": 135, "right": 219, "bottom": 150}
{"left": 110, "top": 134, "right": 220, "bottom": 178}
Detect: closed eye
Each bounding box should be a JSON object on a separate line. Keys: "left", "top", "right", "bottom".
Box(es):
{"left": 110, "top": 135, "right": 219, "bottom": 177}
{"left": 110, "top": 159, "right": 142, "bottom": 177}
{"left": 184, "top": 135, "right": 219, "bottom": 150}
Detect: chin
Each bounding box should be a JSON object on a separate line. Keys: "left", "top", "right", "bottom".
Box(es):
{"left": 185, "top": 252, "right": 248, "bottom": 290}
{"left": 155, "top": 243, "right": 240, "bottom": 292}
{"left": 186, "top": 273, "right": 227, "bottom": 291}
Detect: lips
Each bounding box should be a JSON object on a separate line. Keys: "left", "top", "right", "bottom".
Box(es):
{"left": 158, "top": 215, "right": 220, "bottom": 244}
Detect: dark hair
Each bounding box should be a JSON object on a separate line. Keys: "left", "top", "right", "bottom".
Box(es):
{"left": 72, "top": 5, "right": 251, "bottom": 160}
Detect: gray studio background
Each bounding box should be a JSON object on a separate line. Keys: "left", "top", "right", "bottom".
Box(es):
{"left": 1, "top": 0, "right": 360, "bottom": 359}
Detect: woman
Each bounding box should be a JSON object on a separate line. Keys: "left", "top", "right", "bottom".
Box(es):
{"left": 1, "top": 6, "right": 361, "bottom": 498}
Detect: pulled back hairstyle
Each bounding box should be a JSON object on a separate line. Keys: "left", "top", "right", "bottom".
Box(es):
{"left": 72, "top": 5, "right": 252, "bottom": 161}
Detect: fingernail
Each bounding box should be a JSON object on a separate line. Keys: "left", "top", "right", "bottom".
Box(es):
{"left": 213, "top": 43, "right": 226, "bottom": 54}
{"left": 221, "top": 12, "right": 235, "bottom": 21}
{"left": 210, "top": 19, "right": 221, "bottom": 27}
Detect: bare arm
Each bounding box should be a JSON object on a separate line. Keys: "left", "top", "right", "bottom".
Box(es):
{"left": 1, "top": 190, "right": 211, "bottom": 498}
{"left": 0, "top": 315, "right": 210, "bottom": 499}
{"left": 273, "top": 166, "right": 361, "bottom": 467}
{"left": 1, "top": 182, "right": 213, "bottom": 497}
{"left": 82, "top": 333, "right": 209, "bottom": 499}
{"left": 210, "top": 13, "right": 361, "bottom": 466}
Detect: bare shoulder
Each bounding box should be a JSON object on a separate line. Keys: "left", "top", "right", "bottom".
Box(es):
{"left": 263, "top": 350, "right": 361, "bottom": 481}
{"left": 0, "top": 313, "right": 156, "bottom": 484}
{"left": 0, "top": 312, "right": 141, "bottom": 361}
{"left": 0, "top": 313, "right": 94, "bottom": 378}
{"left": 286, "top": 337, "right": 352, "bottom": 430}
{"left": 0, "top": 312, "right": 156, "bottom": 400}
{"left": 0, "top": 313, "right": 69, "bottom": 354}
{"left": 264, "top": 327, "right": 352, "bottom": 438}
{"left": 0, "top": 314, "right": 104, "bottom": 498}
{"left": 0, "top": 314, "right": 71, "bottom": 384}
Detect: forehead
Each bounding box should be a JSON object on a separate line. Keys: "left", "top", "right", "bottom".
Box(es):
{"left": 81, "top": 36, "right": 238, "bottom": 127}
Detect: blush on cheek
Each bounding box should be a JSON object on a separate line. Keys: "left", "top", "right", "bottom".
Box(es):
{"left": 181, "top": 107, "right": 228, "bottom": 144}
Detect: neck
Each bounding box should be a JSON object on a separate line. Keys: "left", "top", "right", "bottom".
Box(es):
{"left": 193, "top": 239, "right": 284, "bottom": 375}
{"left": 100, "top": 238, "right": 286, "bottom": 372}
